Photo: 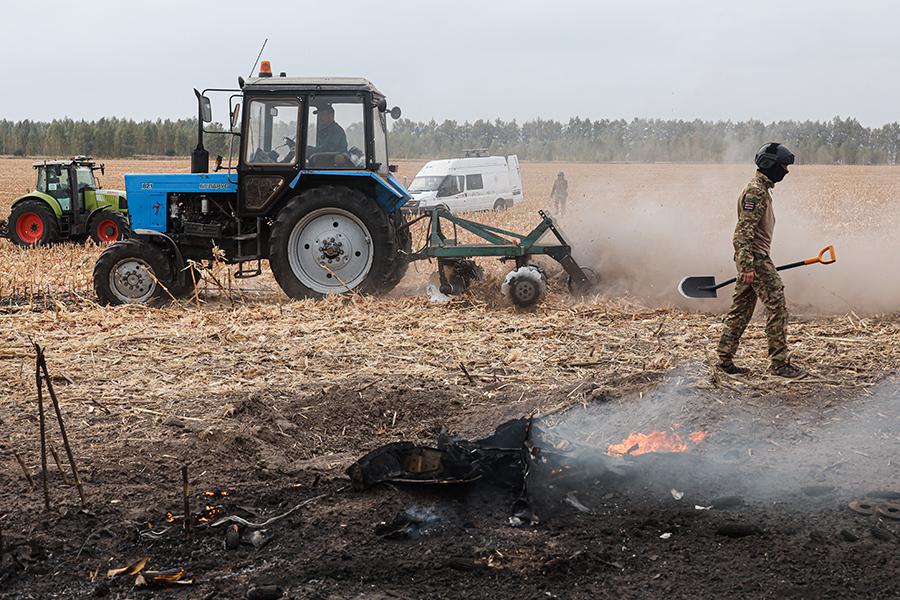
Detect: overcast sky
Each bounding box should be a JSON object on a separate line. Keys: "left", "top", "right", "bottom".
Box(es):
{"left": 2, "top": 0, "right": 899, "bottom": 126}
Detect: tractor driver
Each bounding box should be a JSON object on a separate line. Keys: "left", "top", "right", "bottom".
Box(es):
{"left": 310, "top": 104, "right": 348, "bottom": 156}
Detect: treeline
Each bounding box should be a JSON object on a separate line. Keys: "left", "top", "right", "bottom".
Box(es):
{"left": 0, "top": 118, "right": 231, "bottom": 158}
{"left": 2, "top": 115, "right": 899, "bottom": 164}
{"left": 390, "top": 116, "right": 900, "bottom": 165}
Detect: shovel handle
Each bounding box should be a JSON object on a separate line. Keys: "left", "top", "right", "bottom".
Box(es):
{"left": 777, "top": 244, "right": 837, "bottom": 272}
{"left": 807, "top": 245, "right": 836, "bottom": 265}
{"left": 700, "top": 245, "right": 837, "bottom": 292}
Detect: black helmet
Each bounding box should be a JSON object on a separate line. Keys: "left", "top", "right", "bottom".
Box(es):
{"left": 755, "top": 142, "right": 794, "bottom": 183}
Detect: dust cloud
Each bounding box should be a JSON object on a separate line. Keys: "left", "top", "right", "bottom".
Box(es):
{"left": 559, "top": 164, "right": 900, "bottom": 315}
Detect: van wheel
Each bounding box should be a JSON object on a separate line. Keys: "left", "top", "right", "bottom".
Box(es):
{"left": 493, "top": 199, "right": 507, "bottom": 211}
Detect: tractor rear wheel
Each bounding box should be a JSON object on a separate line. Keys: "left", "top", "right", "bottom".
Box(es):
{"left": 381, "top": 210, "right": 411, "bottom": 290}
{"left": 93, "top": 239, "right": 172, "bottom": 306}
{"left": 8, "top": 200, "right": 60, "bottom": 246}
{"left": 88, "top": 210, "right": 129, "bottom": 244}
{"left": 269, "top": 185, "right": 403, "bottom": 299}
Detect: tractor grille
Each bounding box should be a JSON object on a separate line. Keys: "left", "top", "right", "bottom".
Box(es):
{"left": 183, "top": 221, "right": 223, "bottom": 238}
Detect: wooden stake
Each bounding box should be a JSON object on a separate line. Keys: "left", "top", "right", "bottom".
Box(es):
{"left": 182, "top": 465, "right": 192, "bottom": 542}
{"left": 11, "top": 449, "right": 35, "bottom": 490}
{"left": 34, "top": 345, "right": 50, "bottom": 512}
{"left": 39, "top": 353, "right": 86, "bottom": 506}
{"left": 49, "top": 446, "right": 69, "bottom": 485}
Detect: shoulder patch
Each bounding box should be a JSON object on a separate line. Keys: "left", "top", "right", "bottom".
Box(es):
{"left": 742, "top": 197, "right": 757, "bottom": 211}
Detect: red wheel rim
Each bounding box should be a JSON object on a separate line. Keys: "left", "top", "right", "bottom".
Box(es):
{"left": 96, "top": 219, "right": 119, "bottom": 242}
{"left": 16, "top": 212, "right": 44, "bottom": 244}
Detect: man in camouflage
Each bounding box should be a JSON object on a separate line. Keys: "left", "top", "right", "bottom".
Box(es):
{"left": 551, "top": 172, "right": 568, "bottom": 216}
{"left": 716, "top": 143, "right": 804, "bottom": 378}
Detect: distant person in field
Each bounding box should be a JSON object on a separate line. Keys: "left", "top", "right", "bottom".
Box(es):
{"left": 551, "top": 171, "right": 568, "bottom": 216}
{"left": 716, "top": 143, "right": 804, "bottom": 379}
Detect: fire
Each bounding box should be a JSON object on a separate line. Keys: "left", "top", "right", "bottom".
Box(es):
{"left": 607, "top": 426, "right": 708, "bottom": 457}
{"left": 688, "top": 431, "right": 708, "bottom": 444}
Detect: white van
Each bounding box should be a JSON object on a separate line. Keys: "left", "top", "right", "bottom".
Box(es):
{"left": 406, "top": 155, "right": 523, "bottom": 212}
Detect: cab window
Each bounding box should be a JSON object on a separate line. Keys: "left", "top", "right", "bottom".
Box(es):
{"left": 75, "top": 167, "right": 96, "bottom": 190}
{"left": 305, "top": 96, "right": 366, "bottom": 169}
{"left": 372, "top": 108, "right": 388, "bottom": 173}
{"left": 244, "top": 99, "right": 301, "bottom": 165}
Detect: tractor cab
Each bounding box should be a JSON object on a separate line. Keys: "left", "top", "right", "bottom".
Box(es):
{"left": 34, "top": 158, "right": 97, "bottom": 214}
{"left": 5, "top": 156, "right": 129, "bottom": 246}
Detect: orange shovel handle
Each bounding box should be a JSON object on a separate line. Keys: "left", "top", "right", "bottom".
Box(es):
{"left": 804, "top": 245, "right": 836, "bottom": 265}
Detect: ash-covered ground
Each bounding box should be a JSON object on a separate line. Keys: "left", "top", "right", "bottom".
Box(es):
{"left": 2, "top": 372, "right": 898, "bottom": 599}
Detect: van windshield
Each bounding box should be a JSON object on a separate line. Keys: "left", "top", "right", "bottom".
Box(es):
{"left": 408, "top": 176, "right": 444, "bottom": 192}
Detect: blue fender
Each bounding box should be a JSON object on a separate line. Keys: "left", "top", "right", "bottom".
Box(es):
{"left": 289, "top": 171, "right": 409, "bottom": 212}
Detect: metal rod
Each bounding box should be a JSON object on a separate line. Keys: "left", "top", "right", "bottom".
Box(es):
{"left": 34, "top": 345, "right": 50, "bottom": 512}
{"left": 40, "top": 354, "right": 86, "bottom": 507}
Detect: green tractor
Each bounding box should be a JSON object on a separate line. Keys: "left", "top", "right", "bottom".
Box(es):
{"left": 3, "top": 156, "right": 129, "bottom": 247}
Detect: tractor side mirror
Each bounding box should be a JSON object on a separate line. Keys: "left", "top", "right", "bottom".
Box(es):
{"left": 194, "top": 89, "right": 213, "bottom": 123}
{"left": 388, "top": 164, "right": 398, "bottom": 173}
{"left": 214, "top": 155, "right": 223, "bottom": 172}
{"left": 230, "top": 104, "right": 241, "bottom": 131}
{"left": 389, "top": 106, "right": 402, "bottom": 120}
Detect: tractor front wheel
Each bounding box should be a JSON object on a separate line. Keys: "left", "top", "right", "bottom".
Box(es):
{"left": 89, "top": 210, "right": 129, "bottom": 244}
{"left": 8, "top": 200, "right": 60, "bottom": 247}
{"left": 269, "top": 185, "right": 402, "bottom": 299}
{"left": 93, "top": 239, "right": 172, "bottom": 306}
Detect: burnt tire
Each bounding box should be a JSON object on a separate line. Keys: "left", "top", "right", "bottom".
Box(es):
{"left": 8, "top": 200, "right": 60, "bottom": 247}
{"left": 268, "top": 185, "right": 402, "bottom": 299}
{"left": 93, "top": 239, "right": 172, "bottom": 306}
{"left": 88, "top": 210, "right": 129, "bottom": 244}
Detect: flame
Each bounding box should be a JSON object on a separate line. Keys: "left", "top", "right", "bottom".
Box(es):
{"left": 688, "top": 431, "right": 708, "bottom": 444}
{"left": 608, "top": 427, "right": 708, "bottom": 457}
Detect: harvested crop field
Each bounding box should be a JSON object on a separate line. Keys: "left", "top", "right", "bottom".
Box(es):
{"left": 0, "top": 157, "right": 898, "bottom": 599}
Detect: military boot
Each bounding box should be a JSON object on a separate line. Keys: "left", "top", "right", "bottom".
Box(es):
{"left": 769, "top": 363, "right": 806, "bottom": 378}
{"left": 717, "top": 361, "right": 750, "bottom": 375}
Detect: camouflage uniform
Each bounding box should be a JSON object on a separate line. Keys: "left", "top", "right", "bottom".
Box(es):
{"left": 716, "top": 171, "right": 789, "bottom": 367}
{"left": 551, "top": 174, "right": 568, "bottom": 216}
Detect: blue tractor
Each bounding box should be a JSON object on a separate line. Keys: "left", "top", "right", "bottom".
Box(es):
{"left": 93, "top": 61, "right": 411, "bottom": 305}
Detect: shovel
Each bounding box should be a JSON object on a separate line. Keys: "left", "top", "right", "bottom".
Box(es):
{"left": 678, "top": 245, "right": 836, "bottom": 299}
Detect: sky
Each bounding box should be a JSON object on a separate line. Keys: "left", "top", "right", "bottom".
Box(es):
{"left": 2, "top": 0, "right": 899, "bottom": 126}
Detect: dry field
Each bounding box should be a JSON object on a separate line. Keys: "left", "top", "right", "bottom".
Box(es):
{"left": 0, "top": 157, "right": 898, "bottom": 598}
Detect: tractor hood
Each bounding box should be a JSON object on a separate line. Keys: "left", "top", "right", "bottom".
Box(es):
{"left": 96, "top": 189, "right": 126, "bottom": 200}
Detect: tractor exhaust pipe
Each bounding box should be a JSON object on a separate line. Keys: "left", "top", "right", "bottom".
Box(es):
{"left": 192, "top": 89, "right": 212, "bottom": 173}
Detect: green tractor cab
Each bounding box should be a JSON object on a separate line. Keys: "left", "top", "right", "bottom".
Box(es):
{"left": 3, "top": 156, "right": 129, "bottom": 246}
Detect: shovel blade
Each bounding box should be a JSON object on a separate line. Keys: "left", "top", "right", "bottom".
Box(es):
{"left": 678, "top": 276, "right": 718, "bottom": 299}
